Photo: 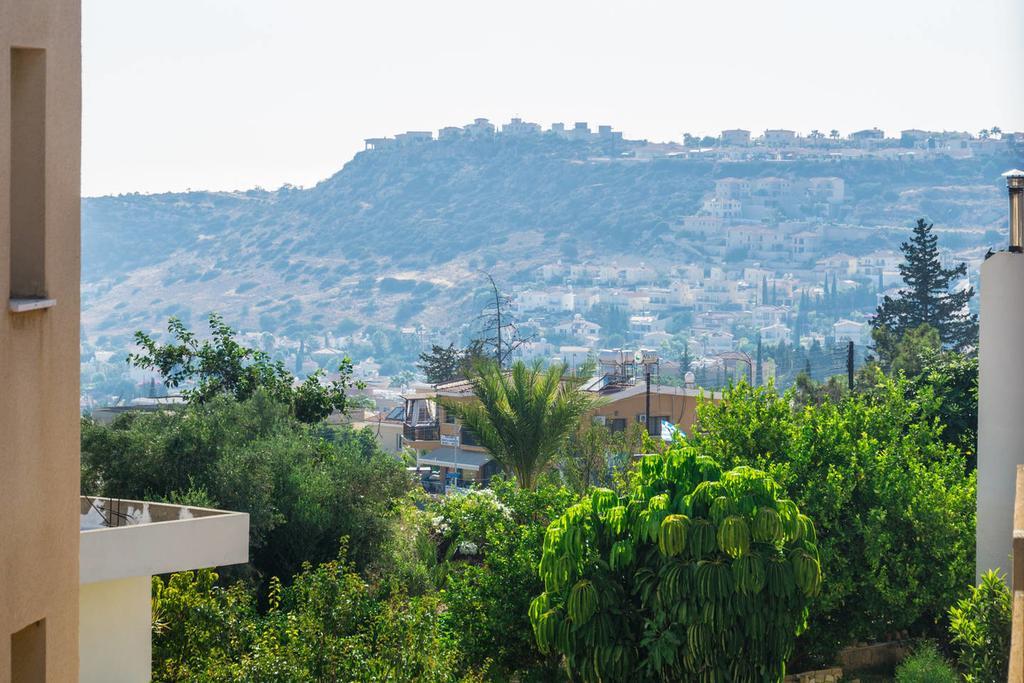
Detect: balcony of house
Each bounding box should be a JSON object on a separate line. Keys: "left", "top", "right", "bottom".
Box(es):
{"left": 402, "top": 395, "right": 441, "bottom": 445}
{"left": 79, "top": 496, "right": 249, "bottom": 683}
{"left": 404, "top": 421, "right": 440, "bottom": 442}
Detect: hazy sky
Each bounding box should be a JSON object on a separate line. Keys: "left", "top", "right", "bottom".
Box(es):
{"left": 82, "top": 0, "right": 1024, "bottom": 197}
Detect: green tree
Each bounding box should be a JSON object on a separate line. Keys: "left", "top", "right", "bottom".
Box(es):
{"left": 691, "top": 381, "right": 976, "bottom": 664}
{"left": 129, "top": 314, "right": 360, "bottom": 423}
{"left": 436, "top": 480, "right": 576, "bottom": 680}
{"left": 441, "top": 360, "right": 601, "bottom": 489}
{"left": 949, "top": 570, "right": 1012, "bottom": 683}
{"left": 82, "top": 392, "right": 411, "bottom": 579}
{"left": 151, "top": 552, "right": 479, "bottom": 682}
{"left": 416, "top": 341, "right": 486, "bottom": 384}
{"left": 872, "top": 219, "right": 977, "bottom": 351}
{"left": 532, "top": 445, "right": 821, "bottom": 681}
{"left": 890, "top": 323, "right": 942, "bottom": 377}
{"left": 417, "top": 343, "right": 464, "bottom": 384}
{"left": 560, "top": 421, "right": 645, "bottom": 493}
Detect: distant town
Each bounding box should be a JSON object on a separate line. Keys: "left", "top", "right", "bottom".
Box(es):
{"left": 79, "top": 117, "right": 1022, "bottom": 414}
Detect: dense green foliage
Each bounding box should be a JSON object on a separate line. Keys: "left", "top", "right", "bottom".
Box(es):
{"left": 441, "top": 360, "right": 601, "bottom": 489}
{"left": 82, "top": 391, "right": 411, "bottom": 579}
{"left": 873, "top": 218, "right": 977, "bottom": 353}
{"left": 894, "top": 642, "right": 959, "bottom": 683}
{"left": 151, "top": 556, "right": 481, "bottom": 682}
{"left": 83, "top": 334, "right": 988, "bottom": 677}
{"left": 949, "top": 570, "right": 1012, "bottom": 683}
{"left": 559, "top": 421, "right": 646, "bottom": 493}
{"left": 128, "top": 314, "right": 360, "bottom": 423}
{"left": 532, "top": 445, "right": 821, "bottom": 681}
{"left": 433, "top": 481, "right": 577, "bottom": 679}
{"left": 146, "top": 480, "right": 575, "bottom": 682}
{"left": 690, "top": 379, "right": 976, "bottom": 664}
{"left": 416, "top": 342, "right": 480, "bottom": 384}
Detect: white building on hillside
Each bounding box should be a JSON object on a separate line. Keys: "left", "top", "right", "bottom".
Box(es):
{"left": 832, "top": 319, "right": 868, "bottom": 345}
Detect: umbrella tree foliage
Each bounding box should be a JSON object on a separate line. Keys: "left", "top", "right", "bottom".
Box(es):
{"left": 531, "top": 445, "right": 821, "bottom": 682}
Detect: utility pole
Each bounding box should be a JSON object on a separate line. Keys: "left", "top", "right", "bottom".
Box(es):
{"left": 846, "top": 341, "right": 854, "bottom": 391}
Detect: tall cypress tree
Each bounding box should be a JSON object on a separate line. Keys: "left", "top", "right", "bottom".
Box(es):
{"left": 872, "top": 218, "right": 977, "bottom": 350}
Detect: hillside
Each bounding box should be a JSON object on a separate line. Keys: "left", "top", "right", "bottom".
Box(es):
{"left": 81, "top": 134, "right": 1017, "bottom": 344}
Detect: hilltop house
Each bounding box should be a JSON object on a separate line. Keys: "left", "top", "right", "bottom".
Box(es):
{"left": 763, "top": 129, "right": 797, "bottom": 146}
{"left": 720, "top": 129, "right": 751, "bottom": 146}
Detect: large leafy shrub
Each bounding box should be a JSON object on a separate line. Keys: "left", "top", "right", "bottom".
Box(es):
{"left": 949, "top": 570, "right": 1012, "bottom": 682}
{"left": 894, "top": 642, "right": 958, "bottom": 683}
{"left": 691, "top": 380, "right": 976, "bottom": 663}
{"left": 434, "top": 479, "right": 577, "bottom": 680}
{"left": 82, "top": 391, "right": 412, "bottom": 579}
{"left": 151, "top": 552, "right": 481, "bottom": 682}
{"left": 531, "top": 445, "right": 821, "bottom": 682}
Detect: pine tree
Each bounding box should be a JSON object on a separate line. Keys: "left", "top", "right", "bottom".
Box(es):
{"left": 761, "top": 276, "right": 769, "bottom": 306}
{"left": 872, "top": 219, "right": 977, "bottom": 350}
{"left": 417, "top": 343, "right": 463, "bottom": 384}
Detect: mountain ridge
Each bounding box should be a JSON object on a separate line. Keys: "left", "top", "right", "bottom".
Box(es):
{"left": 81, "top": 133, "right": 1017, "bottom": 345}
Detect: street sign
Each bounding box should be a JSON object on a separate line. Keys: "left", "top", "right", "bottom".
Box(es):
{"left": 440, "top": 434, "right": 460, "bottom": 447}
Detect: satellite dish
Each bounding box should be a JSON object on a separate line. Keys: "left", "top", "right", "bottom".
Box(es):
{"left": 634, "top": 349, "right": 644, "bottom": 364}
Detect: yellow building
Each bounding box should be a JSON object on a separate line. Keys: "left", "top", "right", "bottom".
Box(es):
{"left": 1, "top": 0, "right": 83, "bottom": 679}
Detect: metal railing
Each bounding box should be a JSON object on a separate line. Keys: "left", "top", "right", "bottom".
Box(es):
{"left": 403, "top": 422, "right": 439, "bottom": 442}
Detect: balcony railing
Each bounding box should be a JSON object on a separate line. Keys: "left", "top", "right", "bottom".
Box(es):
{"left": 404, "top": 422, "right": 439, "bottom": 442}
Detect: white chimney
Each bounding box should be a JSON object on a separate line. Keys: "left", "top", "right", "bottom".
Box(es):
{"left": 976, "top": 170, "right": 1024, "bottom": 581}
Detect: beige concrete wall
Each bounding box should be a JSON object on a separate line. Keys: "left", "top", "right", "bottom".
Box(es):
{"left": 977, "top": 253, "right": 1024, "bottom": 581}
{"left": 0, "top": 0, "right": 81, "bottom": 681}
{"left": 591, "top": 392, "right": 701, "bottom": 435}
{"left": 80, "top": 505, "right": 250, "bottom": 585}
{"left": 79, "top": 578, "right": 151, "bottom": 683}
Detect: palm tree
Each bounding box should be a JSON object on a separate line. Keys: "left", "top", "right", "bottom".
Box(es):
{"left": 442, "top": 360, "right": 601, "bottom": 489}
{"left": 829, "top": 129, "right": 840, "bottom": 140}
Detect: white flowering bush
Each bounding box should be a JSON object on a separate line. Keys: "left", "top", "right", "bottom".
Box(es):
{"left": 428, "top": 488, "right": 513, "bottom": 551}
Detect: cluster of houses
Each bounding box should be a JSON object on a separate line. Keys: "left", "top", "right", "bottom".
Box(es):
{"left": 363, "top": 117, "right": 1021, "bottom": 163}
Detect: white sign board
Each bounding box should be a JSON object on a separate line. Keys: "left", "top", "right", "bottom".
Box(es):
{"left": 440, "top": 434, "right": 461, "bottom": 447}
